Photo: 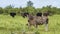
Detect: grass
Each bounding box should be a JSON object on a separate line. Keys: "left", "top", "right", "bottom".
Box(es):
{"left": 0, "top": 14, "right": 60, "bottom": 34}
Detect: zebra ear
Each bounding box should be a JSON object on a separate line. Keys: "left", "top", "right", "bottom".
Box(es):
{"left": 36, "top": 13, "right": 42, "bottom": 16}
{"left": 43, "top": 12, "right": 50, "bottom": 16}
{"left": 21, "top": 12, "right": 29, "bottom": 18}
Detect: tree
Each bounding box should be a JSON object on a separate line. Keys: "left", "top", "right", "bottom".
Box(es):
{"left": 27, "top": 1, "right": 33, "bottom": 7}
{"left": 0, "top": 7, "right": 3, "bottom": 14}
{"left": 5, "top": 5, "right": 14, "bottom": 9}
{"left": 41, "top": 5, "right": 52, "bottom": 13}
{"left": 4, "top": 5, "right": 15, "bottom": 14}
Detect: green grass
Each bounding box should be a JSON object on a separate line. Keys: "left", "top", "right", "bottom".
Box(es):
{"left": 0, "top": 14, "right": 60, "bottom": 34}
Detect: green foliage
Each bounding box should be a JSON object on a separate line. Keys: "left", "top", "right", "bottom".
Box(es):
{"left": 5, "top": 5, "right": 13, "bottom": 9}
{"left": 35, "top": 31, "right": 40, "bottom": 34}
{"left": 0, "top": 7, "right": 3, "bottom": 14}
{"left": 0, "top": 5, "right": 60, "bottom": 15}
{"left": 0, "top": 1, "right": 60, "bottom": 15}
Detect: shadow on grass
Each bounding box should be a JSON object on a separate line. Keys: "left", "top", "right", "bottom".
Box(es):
{"left": 0, "top": 27, "right": 7, "bottom": 30}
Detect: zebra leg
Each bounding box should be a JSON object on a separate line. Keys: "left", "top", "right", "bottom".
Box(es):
{"left": 28, "top": 23, "right": 31, "bottom": 30}
{"left": 45, "top": 24, "right": 48, "bottom": 31}
{"left": 34, "top": 22, "right": 38, "bottom": 28}
{"left": 27, "top": 20, "right": 31, "bottom": 30}
{"left": 34, "top": 24, "right": 38, "bottom": 32}
{"left": 45, "top": 19, "right": 48, "bottom": 31}
{"left": 35, "top": 24, "right": 38, "bottom": 28}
